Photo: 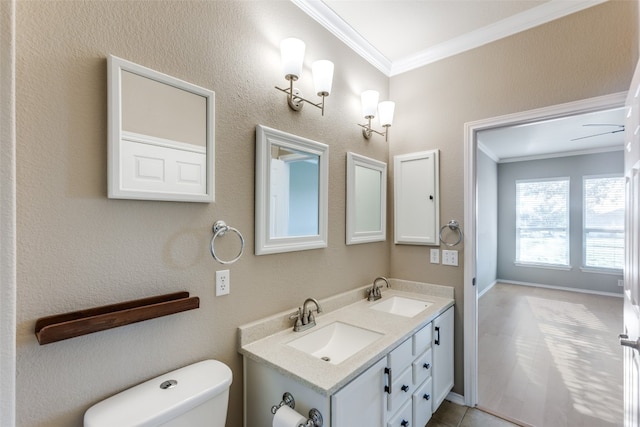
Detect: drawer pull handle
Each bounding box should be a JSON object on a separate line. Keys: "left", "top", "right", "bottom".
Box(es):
{"left": 423, "top": 393, "right": 431, "bottom": 401}
{"left": 401, "top": 384, "right": 409, "bottom": 392}
{"left": 384, "top": 367, "right": 392, "bottom": 394}
{"left": 435, "top": 326, "right": 441, "bottom": 345}
{"left": 423, "top": 363, "right": 430, "bottom": 369}
{"left": 401, "top": 420, "right": 410, "bottom": 427}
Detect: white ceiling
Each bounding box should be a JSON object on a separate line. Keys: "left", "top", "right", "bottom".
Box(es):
{"left": 477, "top": 107, "right": 625, "bottom": 163}
{"left": 293, "top": 0, "right": 623, "bottom": 161}
{"left": 293, "top": 0, "right": 608, "bottom": 76}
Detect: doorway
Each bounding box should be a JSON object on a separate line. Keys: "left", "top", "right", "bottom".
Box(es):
{"left": 463, "top": 92, "right": 628, "bottom": 417}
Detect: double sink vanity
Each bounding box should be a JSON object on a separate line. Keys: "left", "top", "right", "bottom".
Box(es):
{"left": 238, "top": 278, "right": 454, "bottom": 427}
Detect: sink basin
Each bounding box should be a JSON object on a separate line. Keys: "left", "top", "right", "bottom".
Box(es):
{"left": 370, "top": 296, "right": 432, "bottom": 317}
{"left": 286, "top": 322, "right": 383, "bottom": 365}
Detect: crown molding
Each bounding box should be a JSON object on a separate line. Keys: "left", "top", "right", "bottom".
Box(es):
{"left": 293, "top": 0, "right": 607, "bottom": 77}
{"left": 291, "top": 0, "right": 392, "bottom": 75}
{"left": 477, "top": 142, "right": 500, "bottom": 163}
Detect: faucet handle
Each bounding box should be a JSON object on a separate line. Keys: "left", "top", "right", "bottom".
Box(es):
{"left": 288, "top": 308, "right": 301, "bottom": 320}
{"left": 289, "top": 308, "right": 303, "bottom": 329}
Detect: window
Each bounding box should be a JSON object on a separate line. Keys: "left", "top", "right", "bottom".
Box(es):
{"left": 583, "top": 175, "right": 624, "bottom": 271}
{"left": 516, "top": 178, "right": 570, "bottom": 267}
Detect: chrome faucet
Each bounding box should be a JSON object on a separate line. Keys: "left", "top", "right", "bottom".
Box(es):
{"left": 367, "top": 277, "right": 390, "bottom": 301}
{"left": 289, "top": 297, "right": 323, "bottom": 332}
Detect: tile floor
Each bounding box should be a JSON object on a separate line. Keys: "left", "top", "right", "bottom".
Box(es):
{"left": 478, "top": 283, "right": 623, "bottom": 426}
{"left": 427, "top": 400, "right": 521, "bottom": 427}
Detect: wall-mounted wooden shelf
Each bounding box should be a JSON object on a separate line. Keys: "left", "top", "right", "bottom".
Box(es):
{"left": 35, "top": 292, "right": 199, "bottom": 345}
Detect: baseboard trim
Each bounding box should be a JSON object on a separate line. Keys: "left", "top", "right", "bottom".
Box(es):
{"left": 497, "top": 279, "right": 623, "bottom": 298}
{"left": 445, "top": 391, "right": 466, "bottom": 406}
{"left": 477, "top": 280, "right": 497, "bottom": 299}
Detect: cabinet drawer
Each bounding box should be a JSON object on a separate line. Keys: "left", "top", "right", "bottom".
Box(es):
{"left": 413, "top": 377, "right": 433, "bottom": 427}
{"left": 387, "top": 366, "right": 413, "bottom": 414}
{"left": 413, "top": 323, "right": 432, "bottom": 356}
{"left": 388, "top": 337, "right": 413, "bottom": 374}
{"left": 387, "top": 399, "right": 412, "bottom": 427}
{"left": 412, "top": 348, "right": 432, "bottom": 385}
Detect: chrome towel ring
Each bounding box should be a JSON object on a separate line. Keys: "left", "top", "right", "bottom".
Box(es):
{"left": 439, "top": 219, "right": 463, "bottom": 247}
{"left": 210, "top": 220, "right": 245, "bottom": 264}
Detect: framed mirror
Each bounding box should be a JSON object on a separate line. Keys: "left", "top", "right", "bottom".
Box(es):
{"left": 107, "top": 55, "right": 215, "bottom": 202}
{"left": 255, "top": 125, "right": 328, "bottom": 255}
{"left": 346, "top": 152, "right": 387, "bottom": 244}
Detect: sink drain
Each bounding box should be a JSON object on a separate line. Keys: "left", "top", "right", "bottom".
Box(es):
{"left": 321, "top": 356, "right": 331, "bottom": 362}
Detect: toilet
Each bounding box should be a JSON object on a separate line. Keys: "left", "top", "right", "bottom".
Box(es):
{"left": 84, "top": 360, "right": 232, "bottom": 427}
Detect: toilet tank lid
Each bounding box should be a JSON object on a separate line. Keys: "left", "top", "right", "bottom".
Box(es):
{"left": 84, "top": 360, "right": 232, "bottom": 427}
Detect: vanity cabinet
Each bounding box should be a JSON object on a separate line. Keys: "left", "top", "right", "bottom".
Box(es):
{"left": 243, "top": 305, "right": 454, "bottom": 427}
{"left": 394, "top": 150, "right": 440, "bottom": 245}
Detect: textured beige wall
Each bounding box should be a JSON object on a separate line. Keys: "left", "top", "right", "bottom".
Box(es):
{"left": 1, "top": 0, "right": 16, "bottom": 425}
{"left": 389, "top": 0, "right": 638, "bottom": 396}
{"left": 15, "top": 2, "right": 388, "bottom": 426}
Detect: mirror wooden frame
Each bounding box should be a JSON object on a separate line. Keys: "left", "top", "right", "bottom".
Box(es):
{"left": 107, "top": 55, "right": 215, "bottom": 202}
{"left": 255, "top": 125, "right": 329, "bottom": 255}
{"left": 346, "top": 152, "right": 387, "bottom": 245}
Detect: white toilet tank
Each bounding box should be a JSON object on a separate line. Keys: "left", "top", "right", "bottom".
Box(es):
{"left": 84, "top": 360, "right": 232, "bottom": 427}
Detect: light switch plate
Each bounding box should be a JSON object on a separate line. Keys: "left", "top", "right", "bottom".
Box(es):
{"left": 442, "top": 250, "right": 458, "bottom": 266}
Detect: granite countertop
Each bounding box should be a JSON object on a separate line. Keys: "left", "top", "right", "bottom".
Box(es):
{"left": 238, "top": 279, "right": 454, "bottom": 396}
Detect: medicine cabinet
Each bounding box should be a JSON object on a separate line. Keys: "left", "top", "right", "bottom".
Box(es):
{"left": 394, "top": 150, "right": 440, "bottom": 245}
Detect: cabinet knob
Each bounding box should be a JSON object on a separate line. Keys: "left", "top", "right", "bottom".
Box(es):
{"left": 423, "top": 393, "right": 430, "bottom": 401}
{"left": 401, "top": 384, "right": 409, "bottom": 392}
{"left": 423, "top": 363, "right": 430, "bottom": 370}
{"left": 401, "top": 420, "right": 410, "bottom": 427}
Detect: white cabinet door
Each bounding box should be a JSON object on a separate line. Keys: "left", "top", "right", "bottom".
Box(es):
{"left": 432, "top": 306, "right": 454, "bottom": 411}
{"left": 331, "top": 357, "right": 386, "bottom": 426}
{"left": 394, "top": 150, "right": 440, "bottom": 245}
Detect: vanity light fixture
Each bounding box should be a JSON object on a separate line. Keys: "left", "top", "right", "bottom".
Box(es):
{"left": 275, "top": 38, "right": 334, "bottom": 116}
{"left": 358, "top": 90, "right": 395, "bottom": 142}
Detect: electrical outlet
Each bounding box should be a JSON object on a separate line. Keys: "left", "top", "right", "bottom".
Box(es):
{"left": 216, "top": 270, "right": 230, "bottom": 296}
{"left": 618, "top": 279, "right": 624, "bottom": 287}
{"left": 430, "top": 249, "right": 440, "bottom": 264}
{"left": 442, "top": 250, "right": 458, "bottom": 266}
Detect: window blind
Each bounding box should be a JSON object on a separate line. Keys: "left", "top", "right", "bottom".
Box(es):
{"left": 516, "top": 178, "right": 570, "bottom": 266}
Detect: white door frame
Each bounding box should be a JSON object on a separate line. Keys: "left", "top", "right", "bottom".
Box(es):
{"left": 0, "top": 0, "right": 16, "bottom": 424}
{"left": 463, "top": 91, "right": 628, "bottom": 406}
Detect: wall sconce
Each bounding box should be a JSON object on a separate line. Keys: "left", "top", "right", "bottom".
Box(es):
{"left": 275, "top": 38, "right": 334, "bottom": 116}
{"left": 358, "top": 90, "right": 395, "bottom": 142}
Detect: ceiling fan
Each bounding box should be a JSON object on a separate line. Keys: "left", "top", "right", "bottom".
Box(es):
{"left": 570, "top": 123, "right": 625, "bottom": 141}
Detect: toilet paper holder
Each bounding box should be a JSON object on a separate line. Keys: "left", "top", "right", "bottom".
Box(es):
{"left": 270, "top": 392, "right": 323, "bottom": 427}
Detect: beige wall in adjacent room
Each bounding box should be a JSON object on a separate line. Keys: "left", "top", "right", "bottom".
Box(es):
{"left": 389, "top": 0, "right": 638, "bottom": 396}
{"left": 15, "top": 2, "right": 388, "bottom": 426}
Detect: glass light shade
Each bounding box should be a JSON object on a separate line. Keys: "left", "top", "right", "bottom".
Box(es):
{"left": 280, "top": 38, "right": 305, "bottom": 79}
{"left": 361, "top": 90, "right": 379, "bottom": 119}
{"left": 312, "top": 60, "right": 334, "bottom": 96}
{"left": 378, "top": 101, "right": 395, "bottom": 127}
